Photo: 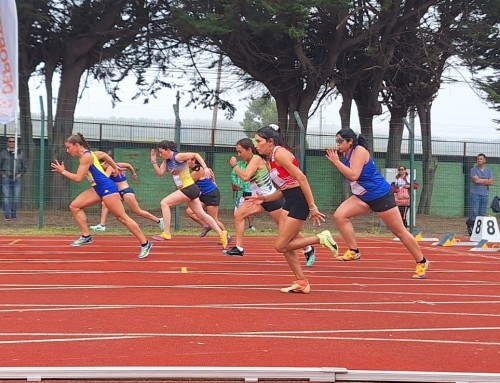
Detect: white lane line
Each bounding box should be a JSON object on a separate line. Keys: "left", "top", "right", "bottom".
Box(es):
{"left": 0, "top": 333, "right": 498, "bottom": 346}
{"left": 0, "top": 304, "right": 498, "bottom": 317}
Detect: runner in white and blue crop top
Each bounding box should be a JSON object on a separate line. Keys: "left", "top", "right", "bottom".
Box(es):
{"left": 151, "top": 140, "right": 229, "bottom": 248}
{"left": 326, "top": 128, "right": 429, "bottom": 279}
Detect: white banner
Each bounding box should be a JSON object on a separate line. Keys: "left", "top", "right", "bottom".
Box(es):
{"left": 0, "top": 0, "right": 18, "bottom": 124}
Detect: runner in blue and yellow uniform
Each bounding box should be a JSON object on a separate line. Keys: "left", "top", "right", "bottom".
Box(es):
{"left": 326, "top": 128, "right": 429, "bottom": 279}
{"left": 150, "top": 140, "right": 229, "bottom": 248}
{"left": 50, "top": 133, "right": 153, "bottom": 259}
{"left": 89, "top": 157, "right": 163, "bottom": 232}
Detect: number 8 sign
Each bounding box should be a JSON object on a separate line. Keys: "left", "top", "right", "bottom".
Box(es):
{"left": 470, "top": 216, "right": 500, "bottom": 242}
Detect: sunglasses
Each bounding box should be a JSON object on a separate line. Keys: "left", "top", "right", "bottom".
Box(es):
{"left": 7, "top": 141, "right": 15, "bottom": 143}
{"left": 335, "top": 138, "right": 346, "bottom": 144}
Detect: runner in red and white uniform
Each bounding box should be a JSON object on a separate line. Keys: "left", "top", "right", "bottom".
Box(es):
{"left": 250, "top": 124, "right": 339, "bottom": 294}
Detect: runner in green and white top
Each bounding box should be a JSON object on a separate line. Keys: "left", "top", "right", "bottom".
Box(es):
{"left": 224, "top": 137, "right": 315, "bottom": 265}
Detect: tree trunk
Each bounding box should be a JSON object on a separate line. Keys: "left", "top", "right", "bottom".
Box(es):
{"left": 356, "top": 103, "right": 374, "bottom": 153}
{"left": 416, "top": 102, "right": 437, "bottom": 214}
{"left": 385, "top": 106, "right": 407, "bottom": 167}
{"left": 49, "top": 63, "right": 86, "bottom": 208}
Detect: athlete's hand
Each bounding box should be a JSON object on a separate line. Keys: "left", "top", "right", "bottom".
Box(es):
{"left": 50, "top": 160, "right": 65, "bottom": 174}
{"left": 308, "top": 205, "right": 326, "bottom": 226}
{"left": 150, "top": 149, "right": 157, "bottom": 164}
{"left": 325, "top": 148, "right": 340, "bottom": 165}
{"left": 229, "top": 156, "right": 238, "bottom": 168}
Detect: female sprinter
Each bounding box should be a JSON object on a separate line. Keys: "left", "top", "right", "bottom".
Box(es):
{"left": 184, "top": 158, "right": 228, "bottom": 238}
{"left": 251, "top": 125, "right": 339, "bottom": 293}
{"left": 150, "top": 140, "right": 228, "bottom": 249}
{"left": 326, "top": 128, "right": 429, "bottom": 279}
{"left": 89, "top": 157, "right": 163, "bottom": 232}
{"left": 225, "top": 138, "right": 315, "bottom": 267}
{"left": 50, "top": 133, "right": 153, "bottom": 259}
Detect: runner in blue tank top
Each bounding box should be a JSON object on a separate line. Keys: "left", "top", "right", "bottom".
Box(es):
{"left": 325, "top": 128, "right": 429, "bottom": 279}
{"left": 184, "top": 158, "right": 228, "bottom": 238}
{"left": 50, "top": 133, "right": 153, "bottom": 259}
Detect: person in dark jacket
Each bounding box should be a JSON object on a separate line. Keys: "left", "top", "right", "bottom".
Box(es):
{"left": 0, "top": 137, "right": 27, "bottom": 220}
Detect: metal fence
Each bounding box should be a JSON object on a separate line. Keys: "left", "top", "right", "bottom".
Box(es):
{"left": 1, "top": 119, "right": 500, "bottom": 235}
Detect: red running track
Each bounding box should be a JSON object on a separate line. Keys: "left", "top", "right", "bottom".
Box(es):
{"left": 0, "top": 234, "right": 499, "bottom": 373}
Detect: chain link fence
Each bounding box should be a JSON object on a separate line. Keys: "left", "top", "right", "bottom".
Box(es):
{"left": 1, "top": 119, "right": 499, "bottom": 236}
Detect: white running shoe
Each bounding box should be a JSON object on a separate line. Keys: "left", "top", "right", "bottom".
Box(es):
{"left": 90, "top": 224, "right": 106, "bottom": 232}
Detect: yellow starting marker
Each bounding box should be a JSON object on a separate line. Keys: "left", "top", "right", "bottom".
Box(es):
{"left": 469, "top": 240, "right": 500, "bottom": 251}
{"left": 433, "top": 232, "right": 456, "bottom": 246}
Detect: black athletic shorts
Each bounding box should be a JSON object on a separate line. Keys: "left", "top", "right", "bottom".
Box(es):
{"left": 262, "top": 198, "right": 284, "bottom": 212}
{"left": 200, "top": 188, "right": 220, "bottom": 206}
{"left": 181, "top": 184, "right": 201, "bottom": 200}
{"left": 362, "top": 191, "right": 397, "bottom": 212}
{"left": 282, "top": 187, "right": 309, "bottom": 221}
{"left": 119, "top": 187, "right": 134, "bottom": 199}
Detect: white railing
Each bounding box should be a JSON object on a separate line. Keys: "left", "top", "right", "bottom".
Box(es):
{"left": 0, "top": 366, "right": 498, "bottom": 383}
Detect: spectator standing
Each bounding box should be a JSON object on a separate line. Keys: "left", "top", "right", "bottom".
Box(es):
{"left": 392, "top": 165, "right": 416, "bottom": 228}
{"left": 1, "top": 136, "right": 27, "bottom": 220}
{"left": 467, "top": 153, "right": 494, "bottom": 235}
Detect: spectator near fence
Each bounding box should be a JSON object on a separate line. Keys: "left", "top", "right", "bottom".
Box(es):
{"left": 0, "top": 137, "right": 27, "bottom": 221}
{"left": 392, "top": 165, "right": 419, "bottom": 228}
{"left": 467, "top": 153, "right": 493, "bottom": 235}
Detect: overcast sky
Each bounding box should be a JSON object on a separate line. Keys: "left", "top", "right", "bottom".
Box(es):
{"left": 30, "top": 66, "right": 499, "bottom": 141}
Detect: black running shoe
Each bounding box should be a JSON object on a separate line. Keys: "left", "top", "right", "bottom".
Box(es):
{"left": 223, "top": 246, "right": 244, "bottom": 256}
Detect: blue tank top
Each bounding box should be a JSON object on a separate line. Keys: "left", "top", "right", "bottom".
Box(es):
{"left": 84, "top": 150, "right": 113, "bottom": 187}
{"left": 196, "top": 177, "right": 217, "bottom": 195}
{"left": 343, "top": 145, "right": 391, "bottom": 202}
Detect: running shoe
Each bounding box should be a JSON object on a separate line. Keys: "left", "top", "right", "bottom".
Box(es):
{"left": 199, "top": 226, "right": 212, "bottom": 237}
{"left": 280, "top": 279, "right": 311, "bottom": 294}
{"left": 158, "top": 218, "right": 164, "bottom": 231}
{"left": 336, "top": 249, "right": 361, "bottom": 261}
{"left": 223, "top": 246, "right": 244, "bottom": 256}
{"left": 247, "top": 226, "right": 257, "bottom": 232}
{"left": 138, "top": 241, "right": 153, "bottom": 259}
{"left": 71, "top": 236, "right": 93, "bottom": 247}
{"left": 217, "top": 234, "right": 232, "bottom": 245}
{"left": 90, "top": 224, "right": 106, "bottom": 232}
{"left": 412, "top": 259, "right": 430, "bottom": 279}
{"left": 220, "top": 230, "right": 229, "bottom": 249}
{"left": 304, "top": 246, "right": 315, "bottom": 267}
{"left": 152, "top": 231, "right": 172, "bottom": 241}
{"left": 316, "top": 230, "right": 339, "bottom": 257}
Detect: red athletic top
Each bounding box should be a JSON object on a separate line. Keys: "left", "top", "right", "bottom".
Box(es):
{"left": 269, "top": 146, "right": 299, "bottom": 190}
